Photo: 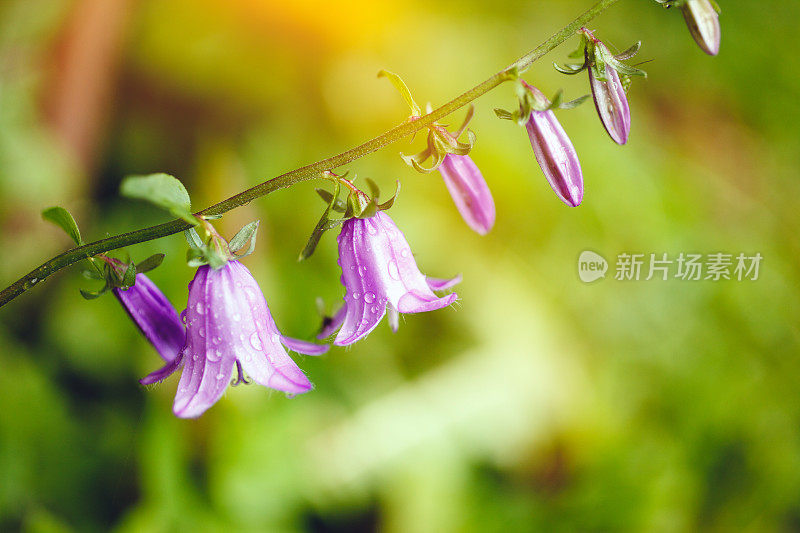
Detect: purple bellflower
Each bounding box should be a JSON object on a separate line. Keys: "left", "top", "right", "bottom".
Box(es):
{"left": 522, "top": 81, "right": 584, "bottom": 207}
{"left": 141, "top": 260, "right": 327, "bottom": 418}
{"left": 681, "top": 0, "right": 720, "bottom": 56}
{"left": 588, "top": 43, "right": 631, "bottom": 145}
{"left": 114, "top": 273, "right": 184, "bottom": 362}
{"left": 325, "top": 211, "right": 459, "bottom": 346}
{"left": 438, "top": 153, "right": 495, "bottom": 235}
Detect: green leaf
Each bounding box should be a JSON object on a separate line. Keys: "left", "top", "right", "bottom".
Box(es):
{"left": 378, "top": 69, "right": 421, "bottom": 116}
{"left": 136, "top": 253, "right": 165, "bottom": 273}
{"left": 120, "top": 173, "right": 197, "bottom": 224}
{"left": 42, "top": 206, "right": 82, "bottom": 246}
{"left": 229, "top": 221, "right": 259, "bottom": 256}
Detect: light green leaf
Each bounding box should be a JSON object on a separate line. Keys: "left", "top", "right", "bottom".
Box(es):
{"left": 42, "top": 206, "right": 82, "bottom": 246}
{"left": 120, "top": 173, "right": 197, "bottom": 224}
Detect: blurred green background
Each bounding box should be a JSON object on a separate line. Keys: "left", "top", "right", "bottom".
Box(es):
{"left": 1, "top": 0, "right": 799, "bottom": 531}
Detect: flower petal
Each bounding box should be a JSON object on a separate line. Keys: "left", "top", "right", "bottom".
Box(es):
{"left": 173, "top": 352, "right": 236, "bottom": 419}
{"left": 281, "top": 335, "right": 329, "bottom": 356}
{"left": 426, "top": 274, "right": 462, "bottom": 292}
{"left": 334, "top": 219, "right": 388, "bottom": 346}
{"left": 397, "top": 290, "right": 458, "bottom": 314}
{"left": 140, "top": 351, "right": 183, "bottom": 385}
{"left": 439, "top": 154, "right": 495, "bottom": 234}
{"left": 318, "top": 305, "right": 346, "bottom": 339}
{"left": 114, "top": 273, "right": 185, "bottom": 362}
{"left": 221, "top": 262, "right": 314, "bottom": 395}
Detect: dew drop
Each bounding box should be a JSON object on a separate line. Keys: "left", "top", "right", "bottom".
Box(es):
{"left": 207, "top": 349, "right": 223, "bottom": 362}
{"left": 216, "top": 373, "right": 224, "bottom": 380}
{"left": 366, "top": 223, "right": 378, "bottom": 235}
{"left": 363, "top": 292, "right": 376, "bottom": 304}
{"left": 400, "top": 249, "right": 409, "bottom": 258}
{"left": 387, "top": 260, "right": 401, "bottom": 280}
{"left": 193, "top": 354, "right": 198, "bottom": 361}
{"left": 352, "top": 292, "right": 360, "bottom": 300}
{"left": 249, "top": 331, "right": 263, "bottom": 351}
{"left": 198, "top": 328, "right": 205, "bottom": 338}
{"left": 195, "top": 302, "right": 205, "bottom": 315}
{"left": 271, "top": 333, "right": 280, "bottom": 344}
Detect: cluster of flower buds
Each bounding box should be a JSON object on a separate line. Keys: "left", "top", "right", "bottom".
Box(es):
{"left": 656, "top": 0, "right": 721, "bottom": 56}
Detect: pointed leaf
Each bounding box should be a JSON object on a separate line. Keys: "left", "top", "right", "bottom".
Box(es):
{"left": 378, "top": 69, "right": 421, "bottom": 116}
{"left": 42, "top": 206, "right": 82, "bottom": 246}
{"left": 120, "top": 173, "right": 197, "bottom": 224}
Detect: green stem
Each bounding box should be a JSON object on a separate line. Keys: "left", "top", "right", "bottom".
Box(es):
{"left": 0, "top": 0, "right": 620, "bottom": 308}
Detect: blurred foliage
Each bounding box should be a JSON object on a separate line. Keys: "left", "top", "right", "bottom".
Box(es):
{"left": 1, "top": 0, "right": 800, "bottom": 531}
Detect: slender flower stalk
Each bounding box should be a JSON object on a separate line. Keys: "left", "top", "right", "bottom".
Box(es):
{"left": 328, "top": 211, "right": 459, "bottom": 345}
{"left": 0, "top": 0, "right": 623, "bottom": 308}
{"left": 438, "top": 153, "right": 495, "bottom": 234}
{"left": 142, "top": 260, "right": 327, "bottom": 418}
{"left": 114, "top": 273, "right": 184, "bottom": 362}
{"left": 681, "top": 0, "right": 721, "bottom": 56}
{"left": 522, "top": 82, "right": 583, "bottom": 207}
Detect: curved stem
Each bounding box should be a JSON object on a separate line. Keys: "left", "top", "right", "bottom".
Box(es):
{"left": 0, "top": 0, "right": 620, "bottom": 308}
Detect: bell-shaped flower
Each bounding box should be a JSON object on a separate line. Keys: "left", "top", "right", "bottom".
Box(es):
{"left": 522, "top": 82, "right": 584, "bottom": 207}
{"left": 328, "top": 211, "right": 459, "bottom": 346}
{"left": 141, "top": 260, "right": 327, "bottom": 418}
{"left": 588, "top": 44, "right": 631, "bottom": 145}
{"left": 681, "top": 0, "right": 720, "bottom": 56}
{"left": 438, "top": 153, "right": 495, "bottom": 235}
{"left": 114, "top": 273, "right": 184, "bottom": 362}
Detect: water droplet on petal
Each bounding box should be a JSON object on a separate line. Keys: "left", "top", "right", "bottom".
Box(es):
{"left": 271, "top": 333, "right": 280, "bottom": 344}
{"left": 198, "top": 328, "right": 205, "bottom": 338}
{"left": 352, "top": 292, "right": 360, "bottom": 300}
{"left": 400, "top": 249, "right": 409, "bottom": 258}
{"left": 364, "top": 292, "right": 376, "bottom": 304}
{"left": 387, "top": 260, "right": 401, "bottom": 280}
{"left": 249, "top": 331, "right": 263, "bottom": 351}
{"left": 195, "top": 302, "right": 205, "bottom": 315}
{"left": 216, "top": 373, "right": 224, "bottom": 380}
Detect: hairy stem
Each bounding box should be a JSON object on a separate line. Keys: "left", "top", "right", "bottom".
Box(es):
{"left": 0, "top": 0, "right": 620, "bottom": 308}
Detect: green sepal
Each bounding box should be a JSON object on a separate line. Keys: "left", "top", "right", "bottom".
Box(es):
{"left": 136, "top": 253, "right": 166, "bottom": 274}
{"left": 299, "top": 180, "right": 342, "bottom": 261}
{"left": 120, "top": 262, "right": 136, "bottom": 289}
{"left": 614, "top": 41, "right": 642, "bottom": 61}
{"left": 378, "top": 69, "right": 421, "bottom": 116}
{"left": 315, "top": 189, "right": 346, "bottom": 212}
{"left": 185, "top": 228, "right": 204, "bottom": 248}
{"left": 120, "top": 173, "right": 198, "bottom": 225}
{"left": 378, "top": 180, "right": 401, "bottom": 211}
{"left": 365, "top": 177, "right": 381, "bottom": 200}
{"left": 553, "top": 61, "right": 587, "bottom": 75}
{"left": 42, "top": 206, "right": 82, "bottom": 246}
{"left": 229, "top": 221, "right": 259, "bottom": 258}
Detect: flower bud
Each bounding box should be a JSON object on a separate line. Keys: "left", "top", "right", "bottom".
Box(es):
{"left": 589, "top": 44, "right": 631, "bottom": 145}
{"left": 681, "top": 0, "right": 720, "bottom": 56}
{"left": 438, "top": 153, "right": 495, "bottom": 235}
{"left": 522, "top": 82, "right": 583, "bottom": 207}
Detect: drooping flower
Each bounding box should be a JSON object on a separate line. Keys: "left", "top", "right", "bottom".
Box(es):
{"left": 114, "top": 273, "right": 185, "bottom": 362}
{"left": 522, "top": 82, "right": 584, "bottom": 207}
{"left": 142, "top": 260, "right": 327, "bottom": 418}
{"left": 438, "top": 153, "right": 495, "bottom": 235}
{"left": 680, "top": 0, "right": 721, "bottom": 56}
{"left": 328, "top": 211, "right": 459, "bottom": 346}
{"left": 588, "top": 43, "right": 631, "bottom": 145}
